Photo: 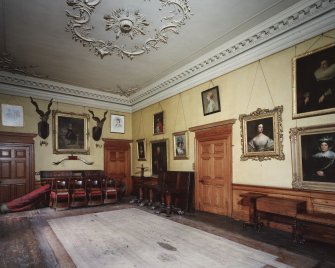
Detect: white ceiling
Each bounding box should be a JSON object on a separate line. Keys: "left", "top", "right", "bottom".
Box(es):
{"left": 0, "top": 0, "right": 334, "bottom": 112}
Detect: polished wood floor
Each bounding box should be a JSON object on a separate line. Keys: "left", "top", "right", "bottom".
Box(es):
{"left": 1, "top": 197, "right": 335, "bottom": 268}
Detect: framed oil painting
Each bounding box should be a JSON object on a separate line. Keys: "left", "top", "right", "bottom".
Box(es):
{"left": 53, "top": 110, "right": 90, "bottom": 154}
{"left": 1, "top": 104, "right": 24, "bottom": 127}
{"left": 151, "top": 139, "right": 168, "bottom": 177}
{"left": 290, "top": 124, "right": 335, "bottom": 192}
{"left": 293, "top": 43, "right": 335, "bottom": 119}
{"left": 111, "top": 114, "right": 125, "bottom": 134}
{"left": 173, "top": 131, "right": 188, "bottom": 159}
{"left": 239, "top": 106, "right": 284, "bottom": 161}
{"left": 137, "top": 139, "right": 146, "bottom": 161}
{"left": 153, "top": 111, "right": 164, "bottom": 135}
{"left": 201, "top": 86, "right": 221, "bottom": 116}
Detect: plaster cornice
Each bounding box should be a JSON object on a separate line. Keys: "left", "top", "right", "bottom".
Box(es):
{"left": 0, "top": 0, "right": 334, "bottom": 112}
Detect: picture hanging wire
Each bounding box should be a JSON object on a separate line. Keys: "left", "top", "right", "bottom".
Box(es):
{"left": 245, "top": 60, "right": 275, "bottom": 113}
{"left": 302, "top": 33, "right": 335, "bottom": 55}
{"left": 137, "top": 109, "right": 144, "bottom": 138}
{"left": 173, "top": 93, "right": 188, "bottom": 132}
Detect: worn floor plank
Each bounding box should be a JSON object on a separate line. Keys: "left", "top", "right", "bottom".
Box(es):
{"left": 48, "top": 208, "right": 313, "bottom": 268}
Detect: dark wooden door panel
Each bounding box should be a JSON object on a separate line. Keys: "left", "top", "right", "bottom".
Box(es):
{"left": 0, "top": 133, "right": 35, "bottom": 203}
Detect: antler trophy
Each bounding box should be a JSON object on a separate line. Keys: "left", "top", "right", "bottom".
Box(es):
{"left": 89, "top": 110, "right": 108, "bottom": 141}
{"left": 30, "top": 97, "right": 53, "bottom": 139}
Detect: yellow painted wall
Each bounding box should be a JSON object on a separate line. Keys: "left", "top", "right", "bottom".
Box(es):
{"left": 132, "top": 29, "right": 335, "bottom": 189}
{"left": 0, "top": 94, "right": 132, "bottom": 174}
{"left": 1, "top": 30, "right": 334, "bottom": 189}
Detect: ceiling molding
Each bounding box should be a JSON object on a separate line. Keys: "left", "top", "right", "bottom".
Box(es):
{"left": 0, "top": 0, "right": 334, "bottom": 113}
{"left": 0, "top": 72, "right": 132, "bottom": 112}
{"left": 130, "top": 0, "right": 335, "bottom": 107}
{"left": 65, "top": 0, "right": 192, "bottom": 60}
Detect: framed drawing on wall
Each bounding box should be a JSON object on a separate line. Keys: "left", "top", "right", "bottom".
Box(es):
{"left": 1, "top": 104, "right": 24, "bottom": 127}
{"left": 53, "top": 110, "right": 90, "bottom": 154}
{"left": 293, "top": 43, "right": 335, "bottom": 119}
{"left": 137, "top": 139, "right": 146, "bottom": 161}
{"left": 111, "top": 114, "right": 125, "bottom": 134}
{"left": 239, "top": 106, "right": 284, "bottom": 161}
{"left": 153, "top": 111, "right": 164, "bottom": 135}
{"left": 290, "top": 124, "right": 335, "bottom": 192}
{"left": 201, "top": 86, "right": 221, "bottom": 116}
{"left": 151, "top": 139, "right": 168, "bottom": 177}
{"left": 173, "top": 131, "right": 188, "bottom": 159}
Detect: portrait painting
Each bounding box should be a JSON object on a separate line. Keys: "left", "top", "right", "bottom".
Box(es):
{"left": 153, "top": 111, "right": 164, "bottom": 135}
{"left": 201, "top": 86, "right": 221, "bottom": 116}
{"left": 239, "top": 106, "right": 284, "bottom": 161}
{"left": 290, "top": 124, "right": 335, "bottom": 192}
{"left": 151, "top": 140, "right": 168, "bottom": 177}
{"left": 53, "top": 110, "right": 89, "bottom": 154}
{"left": 1, "top": 104, "right": 24, "bottom": 127}
{"left": 137, "top": 139, "right": 146, "bottom": 161}
{"left": 173, "top": 131, "right": 188, "bottom": 159}
{"left": 111, "top": 114, "right": 125, "bottom": 134}
{"left": 293, "top": 43, "right": 335, "bottom": 119}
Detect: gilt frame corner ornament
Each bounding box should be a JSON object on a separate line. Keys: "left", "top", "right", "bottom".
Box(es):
{"left": 290, "top": 124, "right": 335, "bottom": 192}
{"left": 52, "top": 110, "right": 90, "bottom": 154}
{"left": 239, "top": 106, "right": 284, "bottom": 161}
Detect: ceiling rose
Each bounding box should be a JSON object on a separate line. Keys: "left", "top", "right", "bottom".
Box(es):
{"left": 65, "top": 0, "right": 192, "bottom": 60}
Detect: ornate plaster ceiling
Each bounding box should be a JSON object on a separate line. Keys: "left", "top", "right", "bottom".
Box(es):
{"left": 0, "top": 0, "right": 334, "bottom": 112}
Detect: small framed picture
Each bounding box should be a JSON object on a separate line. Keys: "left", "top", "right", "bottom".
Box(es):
{"left": 173, "top": 131, "right": 188, "bottom": 159}
{"left": 239, "top": 106, "right": 284, "bottom": 161}
{"left": 290, "top": 124, "right": 335, "bottom": 192}
{"left": 293, "top": 43, "right": 335, "bottom": 119}
{"left": 201, "top": 86, "right": 221, "bottom": 116}
{"left": 1, "top": 104, "right": 24, "bottom": 127}
{"left": 111, "top": 114, "right": 125, "bottom": 134}
{"left": 151, "top": 139, "right": 168, "bottom": 177}
{"left": 137, "top": 139, "right": 146, "bottom": 161}
{"left": 153, "top": 111, "right": 164, "bottom": 135}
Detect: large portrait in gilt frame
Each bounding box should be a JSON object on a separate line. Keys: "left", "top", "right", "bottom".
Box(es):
{"left": 239, "top": 106, "right": 284, "bottom": 161}
{"left": 293, "top": 43, "right": 335, "bottom": 119}
{"left": 290, "top": 124, "right": 335, "bottom": 192}
{"left": 173, "top": 131, "right": 188, "bottom": 159}
{"left": 53, "top": 110, "right": 90, "bottom": 154}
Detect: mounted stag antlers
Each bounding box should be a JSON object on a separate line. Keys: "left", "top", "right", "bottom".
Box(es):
{"left": 30, "top": 97, "right": 53, "bottom": 139}
{"left": 89, "top": 110, "right": 108, "bottom": 141}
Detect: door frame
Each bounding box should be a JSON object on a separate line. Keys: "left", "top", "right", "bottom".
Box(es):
{"left": 190, "top": 119, "right": 235, "bottom": 216}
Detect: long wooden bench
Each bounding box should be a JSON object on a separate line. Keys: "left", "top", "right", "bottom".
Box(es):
{"left": 296, "top": 212, "right": 335, "bottom": 245}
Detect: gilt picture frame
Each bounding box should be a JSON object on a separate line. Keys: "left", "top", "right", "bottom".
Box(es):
{"left": 136, "top": 139, "right": 146, "bottom": 161}
{"left": 201, "top": 86, "right": 221, "bottom": 116}
{"left": 173, "top": 131, "right": 188, "bottom": 159}
{"left": 151, "top": 139, "right": 168, "bottom": 177}
{"left": 111, "top": 114, "right": 125, "bottom": 134}
{"left": 290, "top": 124, "right": 335, "bottom": 192}
{"left": 53, "top": 110, "right": 90, "bottom": 154}
{"left": 239, "top": 106, "right": 284, "bottom": 161}
{"left": 293, "top": 43, "right": 335, "bottom": 119}
{"left": 153, "top": 111, "right": 164, "bottom": 135}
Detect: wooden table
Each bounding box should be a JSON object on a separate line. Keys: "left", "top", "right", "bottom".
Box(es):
{"left": 256, "top": 196, "right": 307, "bottom": 238}
{"left": 240, "top": 192, "right": 266, "bottom": 227}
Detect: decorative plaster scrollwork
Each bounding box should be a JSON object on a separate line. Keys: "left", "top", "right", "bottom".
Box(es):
{"left": 65, "top": 0, "right": 192, "bottom": 59}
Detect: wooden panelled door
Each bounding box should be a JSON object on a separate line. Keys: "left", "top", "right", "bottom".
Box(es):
{"left": 0, "top": 132, "right": 36, "bottom": 204}
{"left": 192, "top": 121, "right": 234, "bottom": 216}
{"left": 103, "top": 139, "right": 132, "bottom": 195}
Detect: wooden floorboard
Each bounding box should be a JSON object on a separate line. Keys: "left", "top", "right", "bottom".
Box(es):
{"left": 0, "top": 199, "right": 335, "bottom": 267}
